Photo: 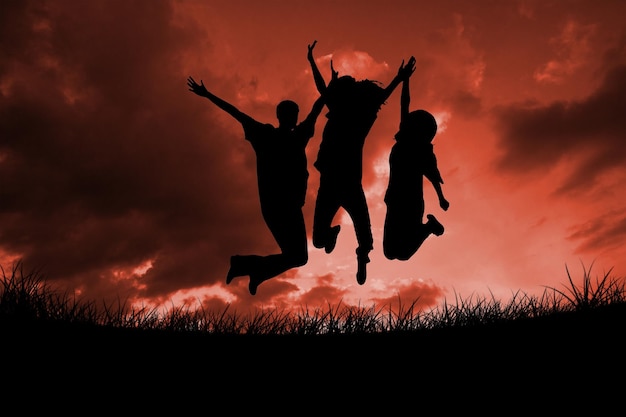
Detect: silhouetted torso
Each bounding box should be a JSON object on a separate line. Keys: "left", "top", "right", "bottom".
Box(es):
{"left": 187, "top": 74, "right": 325, "bottom": 294}
{"left": 243, "top": 120, "right": 314, "bottom": 207}
{"left": 385, "top": 141, "right": 440, "bottom": 207}
{"left": 314, "top": 78, "right": 385, "bottom": 183}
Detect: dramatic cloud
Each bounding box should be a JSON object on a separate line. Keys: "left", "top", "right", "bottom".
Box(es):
{"left": 0, "top": 1, "right": 275, "bottom": 306}
{"left": 567, "top": 209, "right": 626, "bottom": 254}
{"left": 534, "top": 19, "right": 596, "bottom": 84}
{"left": 2, "top": 0, "right": 625, "bottom": 315}
{"left": 492, "top": 63, "right": 626, "bottom": 195}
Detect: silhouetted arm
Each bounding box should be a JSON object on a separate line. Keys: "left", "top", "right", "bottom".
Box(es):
{"left": 329, "top": 59, "right": 339, "bottom": 82}
{"left": 432, "top": 181, "right": 449, "bottom": 211}
{"left": 297, "top": 94, "right": 326, "bottom": 144}
{"left": 303, "top": 94, "right": 326, "bottom": 125}
{"left": 425, "top": 153, "right": 449, "bottom": 211}
{"left": 382, "top": 56, "right": 416, "bottom": 103}
{"left": 400, "top": 76, "right": 410, "bottom": 126}
{"left": 307, "top": 40, "right": 327, "bottom": 94}
{"left": 187, "top": 76, "right": 254, "bottom": 125}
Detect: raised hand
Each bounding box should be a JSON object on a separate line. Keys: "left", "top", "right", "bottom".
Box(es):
{"left": 330, "top": 60, "right": 338, "bottom": 80}
{"left": 307, "top": 40, "right": 317, "bottom": 62}
{"left": 187, "top": 76, "right": 208, "bottom": 97}
{"left": 398, "top": 56, "right": 416, "bottom": 80}
{"left": 440, "top": 197, "right": 450, "bottom": 211}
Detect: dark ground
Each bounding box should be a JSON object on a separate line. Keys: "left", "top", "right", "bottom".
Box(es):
{"left": 3, "top": 303, "right": 624, "bottom": 413}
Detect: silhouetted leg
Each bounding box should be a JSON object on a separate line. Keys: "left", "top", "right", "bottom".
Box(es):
{"left": 226, "top": 255, "right": 263, "bottom": 284}
{"left": 248, "top": 255, "right": 280, "bottom": 296}
{"left": 248, "top": 203, "right": 308, "bottom": 295}
{"left": 325, "top": 225, "right": 341, "bottom": 254}
{"left": 400, "top": 215, "right": 443, "bottom": 259}
{"left": 312, "top": 179, "right": 342, "bottom": 253}
{"left": 343, "top": 186, "right": 373, "bottom": 285}
{"left": 384, "top": 213, "right": 444, "bottom": 261}
{"left": 383, "top": 202, "right": 420, "bottom": 260}
{"left": 265, "top": 202, "right": 308, "bottom": 261}
{"left": 247, "top": 250, "right": 308, "bottom": 295}
{"left": 383, "top": 207, "right": 403, "bottom": 260}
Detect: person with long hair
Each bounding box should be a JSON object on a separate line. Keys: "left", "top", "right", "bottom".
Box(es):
{"left": 307, "top": 40, "right": 415, "bottom": 284}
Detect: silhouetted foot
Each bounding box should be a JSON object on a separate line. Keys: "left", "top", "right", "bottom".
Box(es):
{"left": 427, "top": 214, "right": 444, "bottom": 236}
{"left": 226, "top": 255, "right": 244, "bottom": 284}
{"left": 356, "top": 253, "right": 370, "bottom": 285}
{"left": 248, "top": 270, "right": 269, "bottom": 296}
{"left": 227, "top": 255, "right": 263, "bottom": 285}
{"left": 325, "top": 225, "right": 341, "bottom": 254}
{"left": 248, "top": 276, "right": 259, "bottom": 295}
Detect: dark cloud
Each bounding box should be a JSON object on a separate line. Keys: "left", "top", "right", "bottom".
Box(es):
{"left": 0, "top": 1, "right": 278, "bottom": 305}
{"left": 491, "top": 64, "right": 626, "bottom": 195}
{"left": 297, "top": 283, "right": 349, "bottom": 309}
{"left": 448, "top": 89, "right": 483, "bottom": 118}
{"left": 567, "top": 209, "right": 626, "bottom": 254}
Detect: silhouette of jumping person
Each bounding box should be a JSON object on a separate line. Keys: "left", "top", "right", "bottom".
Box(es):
{"left": 307, "top": 40, "right": 416, "bottom": 284}
{"left": 187, "top": 76, "right": 325, "bottom": 295}
{"left": 383, "top": 57, "right": 449, "bottom": 261}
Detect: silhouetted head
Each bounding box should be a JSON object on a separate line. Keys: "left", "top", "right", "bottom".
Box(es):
{"left": 397, "top": 109, "right": 437, "bottom": 143}
{"left": 326, "top": 76, "right": 384, "bottom": 112}
{"left": 326, "top": 75, "right": 356, "bottom": 103}
{"left": 276, "top": 100, "right": 299, "bottom": 129}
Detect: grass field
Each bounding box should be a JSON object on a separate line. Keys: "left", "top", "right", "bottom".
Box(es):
{"left": 2, "top": 260, "right": 624, "bottom": 412}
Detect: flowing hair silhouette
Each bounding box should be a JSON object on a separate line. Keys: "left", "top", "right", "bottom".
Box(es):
{"left": 307, "top": 40, "right": 416, "bottom": 284}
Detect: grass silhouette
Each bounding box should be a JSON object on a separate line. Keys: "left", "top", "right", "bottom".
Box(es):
{"left": 2, "top": 259, "right": 624, "bottom": 411}
{"left": 1, "top": 259, "right": 624, "bottom": 336}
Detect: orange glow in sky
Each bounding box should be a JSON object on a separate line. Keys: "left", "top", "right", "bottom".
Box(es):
{"left": 1, "top": 0, "right": 626, "bottom": 315}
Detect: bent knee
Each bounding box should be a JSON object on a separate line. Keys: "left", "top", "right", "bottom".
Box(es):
{"left": 312, "top": 232, "right": 326, "bottom": 249}
{"left": 384, "top": 244, "right": 413, "bottom": 261}
{"left": 285, "top": 251, "right": 308, "bottom": 267}
{"left": 294, "top": 252, "right": 308, "bottom": 267}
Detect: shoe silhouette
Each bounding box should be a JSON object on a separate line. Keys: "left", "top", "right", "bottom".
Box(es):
{"left": 325, "top": 225, "right": 341, "bottom": 253}
{"left": 356, "top": 253, "right": 370, "bottom": 285}
{"left": 249, "top": 267, "right": 271, "bottom": 296}
{"left": 226, "top": 255, "right": 262, "bottom": 285}
{"left": 427, "top": 214, "right": 444, "bottom": 236}
{"left": 226, "top": 255, "right": 244, "bottom": 284}
{"left": 249, "top": 275, "right": 260, "bottom": 296}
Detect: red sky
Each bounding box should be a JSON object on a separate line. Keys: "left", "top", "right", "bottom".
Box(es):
{"left": 2, "top": 0, "right": 626, "bottom": 316}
